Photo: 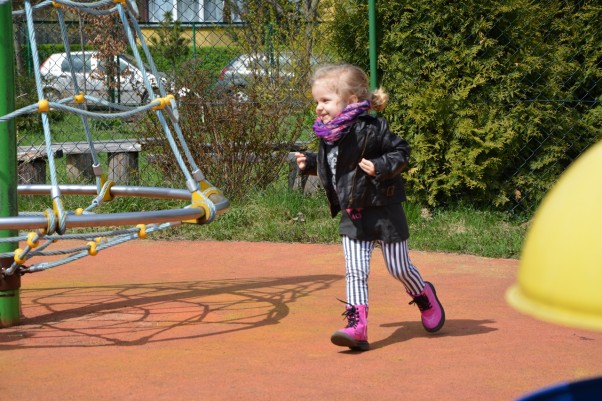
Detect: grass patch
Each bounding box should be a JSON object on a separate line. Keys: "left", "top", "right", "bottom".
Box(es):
{"left": 144, "top": 180, "right": 527, "bottom": 259}
{"left": 17, "top": 172, "right": 527, "bottom": 259}
{"left": 404, "top": 203, "right": 526, "bottom": 259}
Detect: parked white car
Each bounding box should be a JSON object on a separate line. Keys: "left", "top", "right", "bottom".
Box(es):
{"left": 40, "top": 51, "right": 169, "bottom": 106}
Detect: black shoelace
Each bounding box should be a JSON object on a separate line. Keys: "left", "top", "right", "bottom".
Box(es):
{"left": 338, "top": 299, "right": 359, "bottom": 328}
{"left": 409, "top": 294, "right": 432, "bottom": 311}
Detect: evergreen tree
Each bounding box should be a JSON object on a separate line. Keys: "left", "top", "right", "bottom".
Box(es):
{"left": 149, "top": 12, "right": 191, "bottom": 76}
{"left": 328, "top": 0, "right": 601, "bottom": 213}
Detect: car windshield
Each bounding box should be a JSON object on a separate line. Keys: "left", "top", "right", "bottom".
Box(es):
{"left": 97, "top": 57, "right": 130, "bottom": 74}
{"left": 119, "top": 54, "right": 157, "bottom": 76}
{"left": 64, "top": 52, "right": 155, "bottom": 77}
{"left": 60, "top": 53, "right": 92, "bottom": 74}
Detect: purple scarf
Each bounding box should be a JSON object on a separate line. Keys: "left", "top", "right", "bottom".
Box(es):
{"left": 313, "top": 100, "right": 370, "bottom": 143}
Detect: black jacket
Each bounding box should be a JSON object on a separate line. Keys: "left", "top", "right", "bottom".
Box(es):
{"left": 302, "top": 113, "right": 409, "bottom": 218}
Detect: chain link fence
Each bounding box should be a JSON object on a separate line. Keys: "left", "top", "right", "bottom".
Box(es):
{"left": 10, "top": 0, "right": 601, "bottom": 215}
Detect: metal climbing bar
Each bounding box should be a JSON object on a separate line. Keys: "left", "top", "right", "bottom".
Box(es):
{"left": 0, "top": 0, "right": 229, "bottom": 289}
{"left": 0, "top": 184, "right": 229, "bottom": 230}
{"left": 0, "top": 208, "right": 202, "bottom": 231}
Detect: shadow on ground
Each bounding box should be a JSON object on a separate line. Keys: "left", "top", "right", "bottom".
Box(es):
{"left": 0, "top": 274, "right": 342, "bottom": 349}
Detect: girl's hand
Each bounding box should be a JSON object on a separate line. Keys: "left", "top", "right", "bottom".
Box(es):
{"left": 295, "top": 152, "right": 307, "bottom": 170}
{"left": 359, "top": 158, "right": 376, "bottom": 176}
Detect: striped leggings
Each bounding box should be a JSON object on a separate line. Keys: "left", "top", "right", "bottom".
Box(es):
{"left": 342, "top": 235, "right": 426, "bottom": 305}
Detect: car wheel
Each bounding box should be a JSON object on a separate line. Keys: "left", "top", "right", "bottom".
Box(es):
{"left": 43, "top": 88, "right": 61, "bottom": 102}
{"left": 230, "top": 87, "right": 249, "bottom": 102}
{"left": 140, "top": 90, "right": 150, "bottom": 104}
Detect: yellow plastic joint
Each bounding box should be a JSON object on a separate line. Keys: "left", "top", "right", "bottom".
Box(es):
{"left": 151, "top": 97, "right": 168, "bottom": 110}
{"left": 103, "top": 180, "right": 116, "bottom": 202}
{"left": 87, "top": 241, "right": 98, "bottom": 256}
{"left": 51, "top": 1, "right": 62, "bottom": 8}
{"left": 74, "top": 93, "right": 85, "bottom": 104}
{"left": 99, "top": 174, "right": 108, "bottom": 189}
{"left": 27, "top": 232, "right": 39, "bottom": 249}
{"left": 98, "top": 177, "right": 116, "bottom": 202}
{"left": 204, "top": 187, "right": 222, "bottom": 198}
{"left": 38, "top": 99, "right": 50, "bottom": 113}
{"left": 199, "top": 180, "right": 212, "bottom": 191}
{"left": 199, "top": 180, "right": 222, "bottom": 198}
{"left": 43, "top": 209, "right": 54, "bottom": 234}
{"left": 113, "top": 0, "right": 126, "bottom": 4}
{"left": 182, "top": 192, "right": 212, "bottom": 225}
{"left": 14, "top": 248, "right": 26, "bottom": 264}
{"left": 137, "top": 224, "right": 147, "bottom": 239}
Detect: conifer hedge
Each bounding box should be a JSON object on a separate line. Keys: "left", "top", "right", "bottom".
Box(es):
{"left": 329, "top": 0, "right": 601, "bottom": 213}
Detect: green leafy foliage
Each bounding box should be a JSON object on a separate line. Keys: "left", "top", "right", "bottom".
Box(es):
{"left": 148, "top": 12, "right": 191, "bottom": 77}
{"left": 328, "top": 0, "right": 601, "bottom": 213}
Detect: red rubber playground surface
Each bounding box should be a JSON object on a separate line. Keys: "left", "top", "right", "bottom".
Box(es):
{"left": 1, "top": 240, "right": 601, "bottom": 401}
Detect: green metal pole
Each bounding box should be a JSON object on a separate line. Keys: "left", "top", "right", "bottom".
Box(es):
{"left": 0, "top": 0, "right": 21, "bottom": 327}
{"left": 192, "top": 23, "right": 197, "bottom": 59}
{"left": 368, "top": 0, "right": 377, "bottom": 91}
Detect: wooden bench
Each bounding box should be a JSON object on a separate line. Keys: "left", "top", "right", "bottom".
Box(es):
{"left": 17, "top": 139, "right": 146, "bottom": 185}
{"left": 17, "top": 139, "right": 321, "bottom": 192}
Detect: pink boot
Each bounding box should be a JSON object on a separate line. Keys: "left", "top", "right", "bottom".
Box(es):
{"left": 330, "top": 303, "right": 369, "bottom": 351}
{"left": 409, "top": 281, "right": 445, "bottom": 333}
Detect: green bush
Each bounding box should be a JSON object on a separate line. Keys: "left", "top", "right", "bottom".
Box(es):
{"left": 328, "top": 0, "right": 601, "bottom": 213}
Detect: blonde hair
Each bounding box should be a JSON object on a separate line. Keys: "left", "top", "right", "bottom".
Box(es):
{"left": 311, "top": 64, "right": 389, "bottom": 112}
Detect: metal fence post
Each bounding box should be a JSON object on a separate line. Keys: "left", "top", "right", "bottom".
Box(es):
{"left": 0, "top": 0, "right": 21, "bottom": 327}
{"left": 368, "top": 0, "right": 377, "bottom": 91}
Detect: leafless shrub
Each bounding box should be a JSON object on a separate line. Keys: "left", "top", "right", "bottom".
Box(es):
{"left": 141, "top": 61, "right": 306, "bottom": 200}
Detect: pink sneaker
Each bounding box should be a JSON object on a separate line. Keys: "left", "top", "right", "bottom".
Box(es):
{"left": 330, "top": 303, "right": 369, "bottom": 351}
{"left": 409, "top": 282, "right": 445, "bottom": 332}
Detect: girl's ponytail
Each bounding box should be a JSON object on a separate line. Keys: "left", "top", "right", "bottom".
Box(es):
{"left": 370, "top": 88, "right": 389, "bottom": 112}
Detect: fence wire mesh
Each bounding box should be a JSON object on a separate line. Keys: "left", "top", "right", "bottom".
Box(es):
{"left": 10, "top": 0, "right": 601, "bottom": 215}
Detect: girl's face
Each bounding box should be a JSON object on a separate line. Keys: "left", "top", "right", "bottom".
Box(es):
{"left": 312, "top": 79, "right": 357, "bottom": 124}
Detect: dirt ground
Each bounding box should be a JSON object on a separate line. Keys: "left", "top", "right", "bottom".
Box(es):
{"left": 1, "top": 240, "right": 601, "bottom": 401}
